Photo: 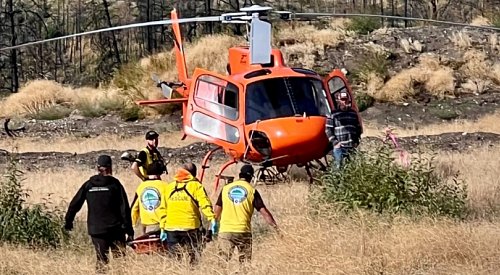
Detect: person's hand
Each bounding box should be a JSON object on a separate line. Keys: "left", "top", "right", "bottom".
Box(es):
{"left": 64, "top": 222, "right": 73, "bottom": 231}
{"left": 210, "top": 220, "right": 219, "bottom": 236}
{"left": 160, "top": 230, "right": 167, "bottom": 242}
{"left": 334, "top": 142, "right": 342, "bottom": 148}
{"left": 273, "top": 225, "right": 283, "bottom": 238}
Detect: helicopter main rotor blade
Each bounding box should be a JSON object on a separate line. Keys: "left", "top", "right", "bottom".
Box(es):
{"left": 293, "top": 13, "right": 500, "bottom": 32}
{"left": 0, "top": 16, "right": 224, "bottom": 52}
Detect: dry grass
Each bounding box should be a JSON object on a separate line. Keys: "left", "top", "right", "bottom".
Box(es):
{"left": 2, "top": 214, "right": 500, "bottom": 275}
{"left": 459, "top": 50, "right": 500, "bottom": 93}
{"left": 0, "top": 80, "right": 129, "bottom": 119}
{"left": 367, "top": 54, "right": 455, "bottom": 102}
{"left": 470, "top": 16, "right": 492, "bottom": 26}
{"left": 112, "top": 34, "right": 243, "bottom": 99}
{"left": 2, "top": 143, "right": 500, "bottom": 274}
{"left": 449, "top": 30, "right": 472, "bottom": 49}
{"left": 0, "top": 131, "right": 201, "bottom": 154}
{"left": 276, "top": 22, "right": 351, "bottom": 69}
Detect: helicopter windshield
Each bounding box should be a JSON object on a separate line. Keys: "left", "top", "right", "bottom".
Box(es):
{"left": 245, "top": 77, "right": 330, "bottom": 124}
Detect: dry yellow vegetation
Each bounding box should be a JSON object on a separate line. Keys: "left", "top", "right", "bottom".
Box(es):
{"left": 0, "top": 22, "right": 353, "bottom": 119}
{"left": 366, "top": 54, "right": 455, "bottom": 102}
{"left": 1, "top": 144, "right": 499, "bottom": 274}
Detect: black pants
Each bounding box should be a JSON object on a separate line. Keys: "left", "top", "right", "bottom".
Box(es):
{"left": 90, "top": 232, "right": 126, "bottom": 273}
{"left": 166, "top": 229, "right": 202, "bottom": 265}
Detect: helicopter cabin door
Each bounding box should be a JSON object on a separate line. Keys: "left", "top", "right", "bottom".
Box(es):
{"left": 324, "top": 69, "right": 360, "bottom": 112}
{"left": 324, "top": 68, "right": 364, "bottom": 132}
{"left": 184, "top": 69, "right": 245, "bottom": 159}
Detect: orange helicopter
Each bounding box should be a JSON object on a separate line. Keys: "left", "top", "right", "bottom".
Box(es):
{"left": 0, "top": 5, "right": 364, "bottom": 189}
{"left": 134, "top": 5, "right": 364, "bottom": 189}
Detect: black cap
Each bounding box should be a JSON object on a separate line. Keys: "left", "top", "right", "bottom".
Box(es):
{"left": 145, "top": 130, "right": 159, "bottom": 140}
{"left": 97, "top": 155, "right": 112, "bottom": 167}
{"left": 239, "top": 164, "right": 254, "bottom": 178}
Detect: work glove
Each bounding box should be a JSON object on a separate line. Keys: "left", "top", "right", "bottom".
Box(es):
{"left": 160, "top": 230, "right": 168, "bottom": 242}
{"left": 210, "top": 220, "right": 219, "bottom": 236}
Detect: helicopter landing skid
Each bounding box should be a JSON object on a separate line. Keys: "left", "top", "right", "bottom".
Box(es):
{"left": 252, "top": 166, "right": 291, "bottom": 186}
{"left": 304, "top": 157, "right": 330, "bottom": 184}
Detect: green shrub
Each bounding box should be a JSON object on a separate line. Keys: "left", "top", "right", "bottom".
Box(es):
{"left": 0, "top": 154, "right": 68, "bottom": 248}
{"left": 318, "top": 144, "right": 468, "bottom": 218}
{"left": 355, "top": 92, "right": 375, "bottom": 112}
{"left": 347, "top": 17, "right": 382, "bottom": 35}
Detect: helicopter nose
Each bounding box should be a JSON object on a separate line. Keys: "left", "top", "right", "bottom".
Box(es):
{"left": 247, "top": 116, "right": 329, "bottom": 165}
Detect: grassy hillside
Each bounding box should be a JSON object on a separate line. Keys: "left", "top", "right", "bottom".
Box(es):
{"left": 1, "top": 18, "right": 499, "bottom": 121}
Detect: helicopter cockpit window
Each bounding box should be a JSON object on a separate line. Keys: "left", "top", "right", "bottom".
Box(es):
{"left": 245, "top": 77, "right": 330, "bottom": 124}
{"left": 194, "top": 75, "right": 239, "bottom": 120}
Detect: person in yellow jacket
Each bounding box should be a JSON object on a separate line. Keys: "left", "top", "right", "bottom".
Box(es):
{"left": 130, "top": 161, "right": 168, "bottom": 235}
{"left": 131, "top": 130, "right": 167, "bottom": 181}
{"left": 213, "top": 164, "right": 278, "bottom": 263}
{"left": 159, "top": 162, "right": 216, "bottom": 265}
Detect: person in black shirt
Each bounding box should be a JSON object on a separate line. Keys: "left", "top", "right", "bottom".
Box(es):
{"left": 131, "top": 130, "right": 166, "bottom": 181}
{"left": 65, "top": 155, "right": 134, "bottom": 273}
{"left": 325, "top": 91, "right": 362, "bottom": 169}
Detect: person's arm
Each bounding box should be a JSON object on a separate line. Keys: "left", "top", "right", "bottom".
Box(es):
{"left": 131, "top": 151, "right": 147, "bottom": 181}
{"left": 64, "top": 181, "right": 88, "bottom": 230}
{"left": 253, "top": 190, "right": 278, "bottom": 229}
{"left": 325, "top": 114, "right": 339, "bottom": 147}
{"left": 194, "top": 183, "right": 215, "bottom": 222}
{"left": 214, "top": 192, "right": 223, "bottom": 221}
{"left": 130, "top": 193, "right": 140, "bottom": 227}
{"left": 118, "top": 183, "right": 134, "bottom": 238}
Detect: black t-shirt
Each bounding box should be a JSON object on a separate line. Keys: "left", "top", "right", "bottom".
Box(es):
{"left": 135, "top": 147, "right": 162, "bottom": 166}
{"left": 216, "top": 188, "right": 265, "bottom": 211}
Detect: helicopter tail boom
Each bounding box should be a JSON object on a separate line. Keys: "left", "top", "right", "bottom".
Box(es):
{"left": 171, "top": 9, "right": 190, "bottom": 96}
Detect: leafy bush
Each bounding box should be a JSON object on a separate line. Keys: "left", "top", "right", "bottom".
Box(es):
{"left": 355, "top": 92, "right": 375, "bottom": 112}
{"left": 0, "top": 154, "right": 68, "bottom": 248}
{"left": 347, "top": 17, "right": 382, "bottom": 35}
{"left": 318, "top": 144, "right": 468, "bottom": 218}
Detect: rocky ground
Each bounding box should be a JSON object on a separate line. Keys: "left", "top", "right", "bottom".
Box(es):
{"left": 2, "top": 25, "right": 500, "bottom": 172}
{"left": 1, "top": 94, "right": 499, "bottom": 171}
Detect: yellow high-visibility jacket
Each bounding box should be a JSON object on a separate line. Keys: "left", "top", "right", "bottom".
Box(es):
{"left": 160, "top": 169, "right": 215, "bottom": 231}
{"left": 131, "top": 179, "right": 168, "bottom": 227}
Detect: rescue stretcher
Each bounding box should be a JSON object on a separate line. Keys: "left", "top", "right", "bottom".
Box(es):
{"left": 126, "top": 230, "right": 168, "bottom": 254}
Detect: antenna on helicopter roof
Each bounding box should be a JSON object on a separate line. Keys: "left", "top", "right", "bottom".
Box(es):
{"left": 240, "top": 5, "right": 273, "bottom": 65}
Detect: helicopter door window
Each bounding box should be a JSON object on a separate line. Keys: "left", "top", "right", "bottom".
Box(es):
{"left": 328, "top": 76, "right": 350, "bottom": 110}
{"left": 191, "top": 112, "right": 239, "bottom": 144}
{"left": 194, "top": 75, "right": 239, "bottom": 120}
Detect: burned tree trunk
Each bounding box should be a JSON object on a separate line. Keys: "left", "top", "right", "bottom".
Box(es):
{"left": 7, "top": 0, "right": 19, "bottom": 92}
{"left": 102, "top": 0, "right": 121, "bottom": 64}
